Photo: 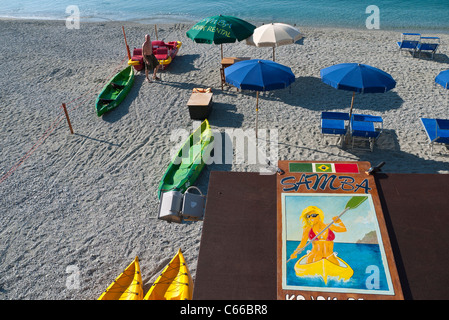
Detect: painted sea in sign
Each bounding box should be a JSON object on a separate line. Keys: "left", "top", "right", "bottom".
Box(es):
{"left": 286, "top": 242, "right": 391, "bottom": 292}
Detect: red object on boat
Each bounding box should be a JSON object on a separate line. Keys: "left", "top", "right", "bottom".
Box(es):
{"left": 130, "top": 48, "right": 144, "bottom": 71}
{"left": 129, "top": 40, "right": 182, "bottom": 71}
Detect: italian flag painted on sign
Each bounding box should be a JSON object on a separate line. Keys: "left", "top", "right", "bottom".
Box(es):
{"left": 289, "top": 163, "right": 359, "bottom": 174}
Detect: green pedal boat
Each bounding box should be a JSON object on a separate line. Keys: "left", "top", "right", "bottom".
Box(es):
{"left": 95, "top": 65, "right": 134, "bottom": 116}
{"left": 158, "top": 119, "right": 214, "bottom": 198}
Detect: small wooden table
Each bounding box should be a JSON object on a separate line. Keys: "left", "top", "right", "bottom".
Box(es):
{"left": 187, "top": 92, "right": 213, "bottom": 120}
{"left": 220, "top": 57, "right": 251, "bottom": 90}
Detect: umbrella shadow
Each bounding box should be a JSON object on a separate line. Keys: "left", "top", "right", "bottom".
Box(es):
{"left": 278, "top": 76, "right": 404, "bottom": 113}
{"left": 101, "top": 74, "right": 145, "bottom": 123}
{"left": 162, "top": 54, "right": 201, "bottom": 74}
{"left": 208, "top": 101, "right": 244, "bottom": 128}
{"left": 344, "top": 129, "right": 448, "bottom": 173}
{"left": 416, "top": 52, "right": 449, "bottom": 64}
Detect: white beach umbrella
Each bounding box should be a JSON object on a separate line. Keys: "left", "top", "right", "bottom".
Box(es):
{"left": 246, "top": 23, "right": 302, "bottom": 61}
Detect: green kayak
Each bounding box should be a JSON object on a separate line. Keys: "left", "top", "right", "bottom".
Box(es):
{"left": 158, "top": 119, "right": 214, "bottom": 198}
{"left": 95, "top": 65, "right": 134, "bottom": 116}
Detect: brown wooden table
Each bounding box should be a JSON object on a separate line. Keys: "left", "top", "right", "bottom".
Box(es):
{"left": 193, "top": 171, "right": 449, "bottom": 300}
{"left": 220, "top": 57, "right": 250, "bottom": 90}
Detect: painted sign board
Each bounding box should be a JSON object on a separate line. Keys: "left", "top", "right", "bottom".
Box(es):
{"left": 277, "top": 161, "right": 403, "bottom": 300}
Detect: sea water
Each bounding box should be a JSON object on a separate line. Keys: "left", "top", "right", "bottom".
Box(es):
{"left": 1, "top": 0, "right": 449, "bottom": 33}
{"left": 285, "top": 241, "right": 392, "bottom": 293}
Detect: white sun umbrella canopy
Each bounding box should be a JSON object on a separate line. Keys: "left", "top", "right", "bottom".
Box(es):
{"left": 246, "top": 23, "right": 302, "bottom": 61}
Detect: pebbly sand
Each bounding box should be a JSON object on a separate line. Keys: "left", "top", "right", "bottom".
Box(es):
{"left": 0, "top": 19, "right": 448, "bottom": 300}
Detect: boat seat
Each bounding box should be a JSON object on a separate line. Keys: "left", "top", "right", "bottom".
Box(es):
{"left": 131, "top": 48, "right": 144, "bottom": 71}
{"left": 152, "top": 40, "right": 165, "bottom": 48}
{"left": 98, "top": 98, "right": 113, "bottom": 104}
{"left": 166, "top": 41, "right": 177, "bottom": 49}
{"left": 133, "top": 48, "right": 142, "bottom": 56}
{"left": 111, "top": 82, "right": 125, "bottom": 90}
{"left": 155, "top": 47, "right": 168, "bottom": 55}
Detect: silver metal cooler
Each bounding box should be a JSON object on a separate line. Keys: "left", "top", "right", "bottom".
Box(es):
{"left": 158, "top": 190, "right": 183, "bottom": 223}
{"left": 182, "top": 186, "right": 206, "bottom": 221}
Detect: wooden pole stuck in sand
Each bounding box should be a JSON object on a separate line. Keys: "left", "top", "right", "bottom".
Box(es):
{"left": 61, "top": 103, "right": 74, "bottom": 134}
{"left": 122, "top": 26, "right": 131, "bottom": 60}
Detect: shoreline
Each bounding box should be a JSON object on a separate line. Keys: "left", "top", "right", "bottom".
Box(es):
{"left": 1, "top": 18, "right": 448, "bottom": 300}
{"left": 2, "top": 16, "right": 449, "bottom": 35}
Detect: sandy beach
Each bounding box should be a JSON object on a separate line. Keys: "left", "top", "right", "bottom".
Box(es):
{"left": 0, "top": 18, "right": 448, "bottom": 300}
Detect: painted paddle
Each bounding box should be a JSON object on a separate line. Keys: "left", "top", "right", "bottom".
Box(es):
{"left": 287, "top": 195, "right": 368, "bottom": 263}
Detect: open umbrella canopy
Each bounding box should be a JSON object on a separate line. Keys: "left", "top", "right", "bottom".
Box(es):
{"left": 320, "top": 63, "right": 396, "bottom": 119}
{"left": 320, "top": 63, "right": 396, "bottom": 93}
{"left": 246, "top": 23, "right": 301, "bottom": 47}
{"left": 224, "top": 59, "right": 295, "bottom": 91}
{"left": 435, "top": 69, "right": 449, "bottom": 89}
{"left": 246, "top": 23, "right": 301, "bottom": 61}
{"left": 186, "top": 15, "right": 256, "bottom": 44}
{"left": 224, "top": 59, "right": 295, "bottom": 138}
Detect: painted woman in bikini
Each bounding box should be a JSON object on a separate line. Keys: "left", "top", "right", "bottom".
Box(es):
{"left": 290, "top": 206, "right": 347, "bottom": 265}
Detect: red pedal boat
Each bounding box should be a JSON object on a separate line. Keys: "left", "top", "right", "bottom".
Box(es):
{"left": 129, "top": 40, "right": 182, "bottom": 71}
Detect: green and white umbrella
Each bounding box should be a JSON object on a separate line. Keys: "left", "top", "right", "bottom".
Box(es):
{"left": 186, "top": 15, "right": 256, "bottom": 59}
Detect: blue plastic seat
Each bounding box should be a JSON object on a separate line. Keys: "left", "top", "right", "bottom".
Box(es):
{"left": 350, "top": 114, "right": 383, "bottom": 151}
{"left": 320, "top": 112, "right": 350, "bottom": 147}
{"left": 416, "top": 37, "right": 440, "bottom": 59}
{"left": 397, "top": 33, "right": 421, "bottom": 56}
{"left": 420, "top": 118, "right": 449, "bottom": 154}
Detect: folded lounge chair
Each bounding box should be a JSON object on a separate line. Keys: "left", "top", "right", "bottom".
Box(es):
{"left": 350, "top": 114, "right": 383, "bottom": 152}
{"left": 420, "top": 118, "right": 449, "bottom": 154}
{"left": 320, "top": 111, "right": 350, "bottom": 147}
{"left": 416, "top": 36, "right": 440, "bottom": 59}
{"left": 397, "top": 33, "right": 421, "bottom": 56}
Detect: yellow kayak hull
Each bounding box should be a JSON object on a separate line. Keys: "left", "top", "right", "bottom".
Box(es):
{"left": 98, "top": 256, "right": 143, "bottom": 300}
{"left": 294, "top": 255, "right": 354, "bottom": 285}
{"left": 144, "top": 249, "right": 193, "bottom": 300}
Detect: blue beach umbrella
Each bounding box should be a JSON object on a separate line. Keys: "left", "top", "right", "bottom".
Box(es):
{"left": 225, "top": 59, "right": 295, "bottom": 137}
{"left": 320, "top": 63, "right": 396, "bottom": 119}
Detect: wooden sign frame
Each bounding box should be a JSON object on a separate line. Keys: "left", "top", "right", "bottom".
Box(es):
{"left": 276, "top": 161, "right": 403, "bottom": 300}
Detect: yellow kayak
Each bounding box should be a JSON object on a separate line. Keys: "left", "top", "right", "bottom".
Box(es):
{"left": 144, "top": 249, "right": 193, "bottom": 300}
{"left": 98, "top": 256, "right": 143, "bottom": 300}
{"left": 294, "top": 254, "right": 353, "bottom": 285}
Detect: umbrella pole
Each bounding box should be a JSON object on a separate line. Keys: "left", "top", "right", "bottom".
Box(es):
{"left": 256, "top": 91, "right": 259, "bottom": 139}
{"left": 221, "top": 44, "right": 223, "bottom": 60}
{"left": 349, "top": 91, "right": 355, "bottom": 119}
{"left": 273, "top": 47, "right": 275, "bottom": 62}
{"left": 344, "top": 91, "right": 356, "bottom": 146}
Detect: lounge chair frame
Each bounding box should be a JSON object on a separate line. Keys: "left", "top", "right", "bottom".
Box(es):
{"left": 397, "top": 33, "right": 421, "bottom": 57}
{"left": 420, "top": 118, "right": 449, "bottom": 154}
{"left": 350, "top": 114, "right": 383, "bottom": 152}
{"left": 320, "top": 111, "right": 350, "bottom": 147}
{"left": 416, "top": 36, "right": 440, "bottom": 59}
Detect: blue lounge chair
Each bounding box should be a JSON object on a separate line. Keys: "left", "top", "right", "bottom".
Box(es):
{"left": 397, "top": 33, "right": 421, "bottom": 56}
{"left": 420, "top": 118, "right": 449, "bottom": 154}
{"left": 321, "top": 111, "right": 350, "bottom": 147}
{"left": 416, "top": 36, "right": 440, "bottom": 59}
{"left": 350, "top": 114, "right": 383, "bottom": 152}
